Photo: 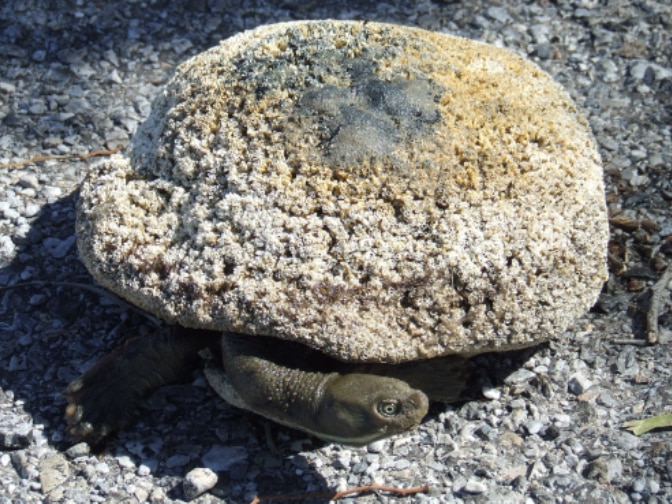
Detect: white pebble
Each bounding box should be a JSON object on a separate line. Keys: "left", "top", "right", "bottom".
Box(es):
{"left": 463, "top": 478, "right": 487, "bottom": 494}
{"left": 568, "top": 372, "right": 593, "bottom": 395}
{"left": 482, "top": 386, "right": 501, "bottom": 400}
{"left": 183, "top": 467, "right": 218, "bottom": 500}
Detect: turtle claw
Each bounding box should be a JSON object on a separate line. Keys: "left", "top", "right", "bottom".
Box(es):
{"left": 64, "top": 371, "right": 137, "bottom": 445}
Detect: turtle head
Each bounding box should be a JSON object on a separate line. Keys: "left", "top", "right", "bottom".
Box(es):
{"left": 315, "top": 373, "right": 429, "bottom": 446}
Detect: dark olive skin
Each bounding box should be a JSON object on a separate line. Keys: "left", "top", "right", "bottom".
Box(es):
{"left": 65, "top": 327, "right": 467, "bottom": 445}
{"left": 207, "top": 333, "right": 434, "bottom": 446}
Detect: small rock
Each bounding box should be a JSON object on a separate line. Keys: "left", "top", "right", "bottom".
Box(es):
{"left": 568, "top": 371, "right": 593, "bottom": 395}
{"left": 24, "top": 203, "right": 41, "bottom": 218}
{"left": 393, "top": 459, "right": 410, "bottom": 470}
{"left": 201, "top": 445, "right": 248, "bottom": 472}
{"left": 535, "top": 43, "right": 552, "bottom": 60}
{"left": 504, "top": 369, "right": 536, "bottom": 385}
{"left": 584, "top": 457, "right": 623, "bottom": 483}
{"left": 0, "top": 414, "right": 33, "bottom": 449}
{"left": 611, "top": 430, "right": 641, "bottom": 451}
{"left": 134, "top": 488, "right": 149, "bottom": 502}
{"left": 137, "top": 463, "right": 152, "bottom": 477}
{"left": 28, "top": 101, "right": 46, "bottom": 115}
{"left": 333, "top": 455, "right": 351, "bottom": 470}
{"left": 0, "top": 201, "right": 20, "bottom": 220}
{"left": 486, "top": 6, "right": 511, "bottom": 23}
{"left": 10, "top": 450, "right": 32, "bottom": 479}
{"left": 43, "top": 136, "right": 62, "bottom": 148}
{"left": 482, "top": 386, "right": 501, "bottom": 400}
{"left": 150, "top": 487, "right": 167, "bottom": 501}
{"left": 32, "top": 49, "right": 47, "bottom": 62}
{"left": 462, "top": 478, "right": 487, "bottom": 494}
{"left": 95, "top": 462, "right": 110, "bottom": 474}
{"left": 597, "top": 59, "right": 620, "bottom": 83}
{"left": 530, "top": 24, "right": 550, "bottom": 44}
{"left": 616, "top": 348, "right": 640, "bottom": 376}
{"left": 367, "top": 439, "right": 386, "bottom": 453}
{"left": 632, "top": 477, "right": 646, "bottom": 493}
{"left": 103, "top": 49, "right": 120, "bottom": 66}
{"left": 183, "top": 467, "right": 218, "bottom": 500}
{"left": 172, "top": 38, "right": 194, "bottom": 55}
{"left": 165, "top": 454, "right": 190, "bottom": 468}
{"left": 523, "top": 420, "right": 544, "bottom": 436}
{"left": 352, "top": 461, "right": 368, "bottom": 474}
{"left": 528, "top": 460, "right": 549, "bottom": 479}
{"left": 475, "top": 423, "right": 497, "bottom": 441}
{"left": 18, "top": 174, "right": 39, "bottom": 189}
{"left": 39, "top": 454, "right": 70, "bottom": 494}
{"left": 64, "top": 98, "right": 89, "bottom": 114}
{"left": 0, "top": 81, "right": 16, "bottom": 93}
{"left": 28, "top": 294, "right": 47, "bottom": 306}
{"left": 107, "top": 69, "right": 123, "bottom": 84}
{"left": 65, "top": 442, "right": 90, "bottom": 459}
{"left": 0, "top": 235, "right": 17, "bottom": 262}
{"left": 117, "top": 455, "right": 136, "bottom": 470}
{"left": 42, "top": 235, "right": 75, "bottom": 258}
{"left": 42, "top": 185, "right": 63, "bottom": 203}
{"left": 596, "top": 390, "right": 618, "bottom": 408}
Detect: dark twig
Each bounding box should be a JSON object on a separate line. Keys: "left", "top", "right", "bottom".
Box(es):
{"left": 0, "top": 145, "right": 124, "bottom": 169}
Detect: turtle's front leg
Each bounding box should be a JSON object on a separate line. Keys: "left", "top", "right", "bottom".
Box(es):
{"left": 64, "top": 326, "right": 213, "bottom": 445}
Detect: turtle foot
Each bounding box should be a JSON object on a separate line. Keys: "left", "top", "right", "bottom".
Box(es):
{"left": 64, "top": 326, "right": 214, "bottom": 444}
{"left": 64, "top": 339, "right": 149, "bottom": 445}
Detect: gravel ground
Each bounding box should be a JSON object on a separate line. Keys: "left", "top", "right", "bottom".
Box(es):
{"left": 0, "top": 0, "right": 670, "bottom": 503}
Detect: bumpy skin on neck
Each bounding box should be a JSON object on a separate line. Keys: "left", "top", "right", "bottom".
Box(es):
{"left": 219, "top": 333, "right": 429, "bottom": 445}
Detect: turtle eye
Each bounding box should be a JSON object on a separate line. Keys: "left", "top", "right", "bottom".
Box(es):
{"left": 377, "top": 400, "right": 402, "bottom": 417}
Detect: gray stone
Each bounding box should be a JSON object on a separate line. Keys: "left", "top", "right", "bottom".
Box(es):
{"left": 535, "top": 43, "right": 552, "bottom": 60}
{"left": 366, "top": 439, "right": 386, "bottom": 453}
{"left": 18, "top": 174, "right": 39, "bottom": 189}
{"left": 393, "top": 458, "right": 411, "bottom": 470}
{"left": 611, "top": 430, "right": 641, "bottom": 451}
{"left": 42, "top": 235, "right": 75, "bottom": 258}
{"left": 64, "top": 442, "right": 90, "bottom": 459}
{"left": 116, "top": 455, "right": 135, "bottom": 470}
{"left": 201, "top": 445, "right": 248, "bottom": 472}
{"left": 462, "top": 478, "right": 487, "bottom": 494}
{"left": 486, "top": 6, "right": 511, "bottom": 23}
{"left": 0, "top": 414, "right": 33, "bottom": 449}
{"left": 165, "top": 454, "right": 190, "bottom": 468}
{"left": 0, "top": 81, "right": 16, "bottom": 93}
{"left": 523, "top": 420, "right": 544, "bottom": 436}
{"left": 183, "top": 467, "right": 218, "bottom": 500}
{"left": 567, "top": 371, "right": 593, "bottom": 395}
{"left": 584, "top": 457, "right": 623, "bottom": 484}
{"left": 504, "top": 369, "right": 537, "bottom": 385}
{"left": 39, "top": 454, "right": 70, "bottom": 495}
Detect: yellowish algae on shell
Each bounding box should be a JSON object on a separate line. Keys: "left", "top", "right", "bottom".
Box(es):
{"left": 77, "top": 21, "right": 609, "bottom": 363}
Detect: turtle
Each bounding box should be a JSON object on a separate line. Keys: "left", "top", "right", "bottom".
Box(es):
{"left": 65, "top": 327, "right": 466, "bottom": 446}
{"left": 66, "top": 20, "right": 608, "bottom": 446}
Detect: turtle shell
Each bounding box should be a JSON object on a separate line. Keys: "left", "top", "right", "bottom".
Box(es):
{"left": 77, "top": 20, "right": 608, "bottom": 363}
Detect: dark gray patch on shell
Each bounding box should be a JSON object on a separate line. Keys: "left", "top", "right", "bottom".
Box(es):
{"left": 297, "top": 73, "right": 442, "bottom": 167}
